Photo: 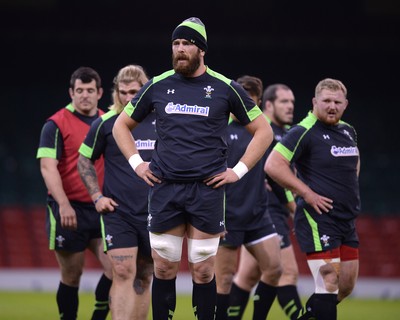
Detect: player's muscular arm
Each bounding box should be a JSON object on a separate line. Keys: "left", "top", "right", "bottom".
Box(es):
{"left": 40, "top": 157, "right": 77, "bottom": 229}
{"left": 265, "top": 150, "right": 333, "bottom": 214}
{"left": 241, "top": 114, "right": 273, "bottom": 170}
{"left": 113, "top": 111, "right": 139, "bottom": 160}
{"left": 77, "top": 154, "right": 118, "bottom": 212}
{"left": 113, "top": 112, "right": 161, "bottom": 186}
{"left": 205, "top": 115, "right": 273, "bottom": 188}
{"left": 77, "top": 155, "right": 101, "bottom": 198}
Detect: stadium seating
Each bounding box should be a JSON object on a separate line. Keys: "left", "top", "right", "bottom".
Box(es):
{"left": 0, "top": 206, "right": 399, "bottom": 278}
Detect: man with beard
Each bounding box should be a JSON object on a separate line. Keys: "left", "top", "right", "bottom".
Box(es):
{"left": 112, "top": 17, "right": 273, "bottom": 320}
{"left": 265, "top": 78, "right": 361, "bottom": 320}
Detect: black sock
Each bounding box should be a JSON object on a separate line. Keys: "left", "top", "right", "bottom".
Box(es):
{"left": 296, "top": 293, "right": 316, "bottom": 319}
{"left": 296, "top": 293, "right": 337, "bottom": 319}
{"left": 277, "top": 285, "right": 303, "bottom": 320}
{"left": 216, "top": 293, "right": 230, "bottom": 320}
{"left": 91, "top": 273, "right": 112, "bottom": 320}
{"left": 152, "top": 276, "right": 176, "bottom": 320}
{"left": 313, "top": 293, "right": 337, "bottom": 320}
{"left": 192, "top": 276, "right": 217, "bottom": 320}
{"left": 252, "top": 281, "right": 277, "bottom": 320}
{"left": 57, "top": 282, "right": 79, "bottom": 320}
{"left": 227, "top": 282, "right": 250, "bottom": 319}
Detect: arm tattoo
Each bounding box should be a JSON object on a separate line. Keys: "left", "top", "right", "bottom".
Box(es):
{"left": 77, "top": 155, "right": 101, "bottom": 195}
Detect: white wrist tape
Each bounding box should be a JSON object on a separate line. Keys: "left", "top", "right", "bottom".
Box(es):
{"left": 232, "top": 161, "right": 249, "bottom": 179}
{"left": 128, "top": 153, "right": 144, "bottom": 171}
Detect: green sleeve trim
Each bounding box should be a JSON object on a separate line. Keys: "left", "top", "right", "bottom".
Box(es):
{"left": 79, "top": 114, "right": 108, "bottom": 157}
{"left": 124, "top": 101, "right": 134, "bottom": 117}
{"left": 304, "top": 208, "right": 322, "bottom": 251}
{"left": 274, "top": 143, "right": 293, "bottom": 161}
{"left": 285, "top": 189, "right": 294, "bottom": 202}
{"left": 79, "top": 143, "right": 92, "bottom": 158}
{"left": 247, "top": 106, "right": 263, "bottom": 121}
{"left": 274, "top": 112, "right": 316, "bottom": 161}
{"left": 37, "top": 126, "right": 60, "bottom": 159}
{"left": 36, "top": 147, "right": 57, "bottom": 159}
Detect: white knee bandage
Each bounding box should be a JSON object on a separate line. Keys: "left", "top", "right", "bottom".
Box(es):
{"left": 149, "top": 232, "right": 184, "bottom": 262}
{"left": 187, "top": 237, "right": 220, "bottom": 263}
{"left": 308, "top": 258, "right": 340, "bottom": 294}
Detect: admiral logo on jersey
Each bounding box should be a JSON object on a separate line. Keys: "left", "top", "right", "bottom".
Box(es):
{"left": 330, "top": 145, "right": 359, "bottom": 157}
{"left": 165, "top": 102, "right": 209, "bottom": 117}
{"left": 136, "top": 139, "right": 156, "bottom": 150}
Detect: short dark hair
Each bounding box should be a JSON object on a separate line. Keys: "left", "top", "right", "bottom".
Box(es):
{"left": 236, "top": 75, "right": 263, "bottom": 101}
{"left": 261, "top": 83, "right": 291, "bottom": 109}
{"left": 70, "top": 66, "right": 102, "bottom": 89}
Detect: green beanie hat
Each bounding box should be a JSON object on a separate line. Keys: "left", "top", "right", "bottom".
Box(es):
{"left": 171, "top": 17, "right": 208, "bottom": 52}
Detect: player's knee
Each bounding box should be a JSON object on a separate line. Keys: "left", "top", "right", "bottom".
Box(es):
{"left": 217, "top": 271, "right": 235, "bottom": 291}
{"left": 280, "top": 263, "right": 299, "bottom": 284}
{"left": 308, "top": 258, "right": 340, "bottom": 294}
{"left": 111, "top": 262, "right": 134, "bottom": 281}
{"left": 187, "top": 237, "right": 220, "bottom": 264}
{"left": 61, "top": 264, "right": 83, "bottom": 285}
{"left": 149, "top": 232, "right": 183, "bottom": 262}
{"left": 244, "top": 271, "right": 261, "bottom": 288}
{"left": 261, "top": 263, "right": 282, "bottom": 286}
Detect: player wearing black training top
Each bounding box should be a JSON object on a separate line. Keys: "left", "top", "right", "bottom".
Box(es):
{"left": 112, "top": 17, "right": 273, "bottom": 320}
{"left": 232, "top": 83, "right": 303, "bottom": 320}
{"left": 78, "top": 65, "right": 154, "bottom": 319}
{"left": 215, "top": 75, "right": 282, "bottom": 320}
{"left": 266, "top": 78, "right": 361, "bottom": 320}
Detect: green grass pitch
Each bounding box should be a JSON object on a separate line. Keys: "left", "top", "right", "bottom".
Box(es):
{"left": 0, "top": 291, "right": 399, "bottom": 319}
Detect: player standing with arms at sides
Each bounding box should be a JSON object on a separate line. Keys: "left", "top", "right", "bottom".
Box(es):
{"left": 215, "top": 75, "right": 282, "bottom": 320}
{"left": 232, "top": 83, "right": 303, "bottom": 319}
{"left": 112, "top": 17, "right": 273, "bottom": 320}
{"left": 266, "top": 78, "right": 361, "bottom": 320}
{"left": 36, "top": 66, "right": 112, "bottom": 320}
{"left": 78, "top": 64, "right": 155, "bottom": 320}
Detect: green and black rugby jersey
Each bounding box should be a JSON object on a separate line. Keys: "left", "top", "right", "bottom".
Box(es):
{"left": 123, "top": 67, "right": 262, "bottom": 181}
{"left": 274, "top": 111, "right": 361, "bottom": 219}
{"left": 79, "top": 110, "right": 157, "bottom": 215}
